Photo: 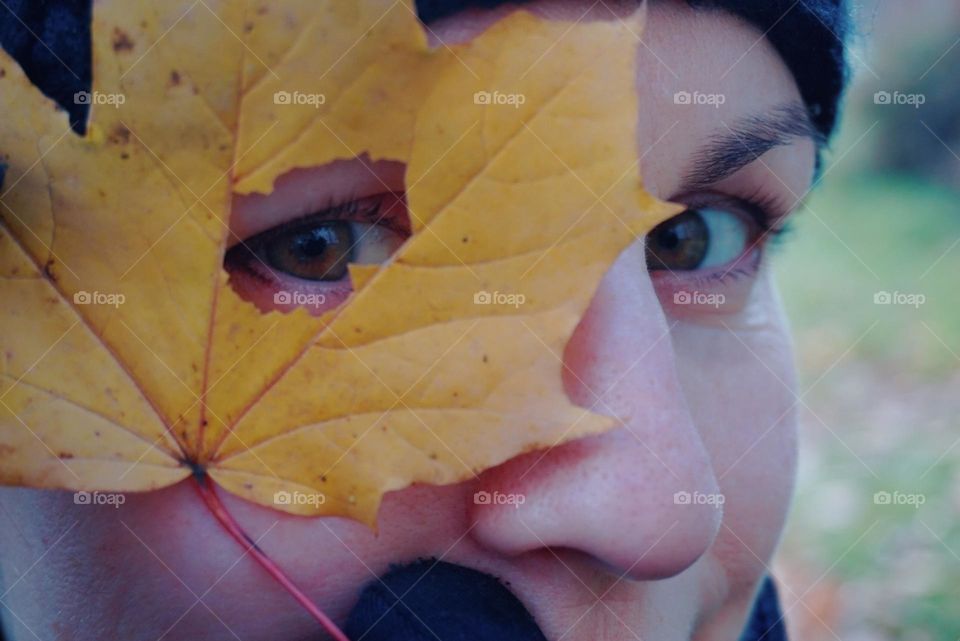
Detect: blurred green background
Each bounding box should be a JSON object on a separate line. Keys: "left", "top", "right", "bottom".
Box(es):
{"left": 772, "top": 1, "right": 960, "bottom": 639}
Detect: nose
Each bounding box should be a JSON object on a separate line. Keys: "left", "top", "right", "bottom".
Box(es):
{"left": 469, "top": 241, "right": 721, "bottom": 580}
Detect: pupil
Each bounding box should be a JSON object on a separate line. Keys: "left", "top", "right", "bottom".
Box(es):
{"left": 645, "top": 209, "right": 709, "bottom": 271}
{"left": 657, "top": 228, "right": 680, "bottom": 250}
{"left": 290, "top": 224, "right": 341, "bottom": 263}
{"left": 293, "top": 228, "right": 335, "bottom": 261}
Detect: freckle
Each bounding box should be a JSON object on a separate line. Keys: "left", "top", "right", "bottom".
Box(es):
{"left": 461, "top": 236, "right": 468, "bottom": 243}
{"left": 0, "top": 69, "right": 6, "bottom": 78}
{"left": 58, "top": 452, "right": 73, "bottom": 459}
{"left": 256, "top": 5, "right": 268, "bottom": 15}
{"left": 482, "top": 354, "right": 488, "bottom": 363}
{"left": 169, "top": 70, "right": 181, "bottom": 86}
{"left": 120, "top": 152, "right": 129, "bottom": 160}
{"left": 243, "top": 483, "right": 253, "bottom": 490}
{"left": 319, "top": 475, "right": 327, "bottom": 482}
{"left": 243, "top": 22, "right": 254, "bottom": 33}
{"left": 429, "top": 452, "right": 437, "bottom": 460}
{"left": 94, "top": 431, "right": 101, "bottom": 437}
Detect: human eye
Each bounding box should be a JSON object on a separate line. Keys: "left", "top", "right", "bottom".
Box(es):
{"left": 646, "top": 192, "right": 789, "bottom": 314}
{"left": 224, "top": 191, "right": 409, "bottom": 314}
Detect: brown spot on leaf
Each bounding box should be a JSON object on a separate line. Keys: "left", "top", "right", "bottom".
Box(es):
{"left": 108, "top": 124, "right": 131, "bottom": 145}
{"left": 112, "top": 28, "right": 135, "bottom": 52}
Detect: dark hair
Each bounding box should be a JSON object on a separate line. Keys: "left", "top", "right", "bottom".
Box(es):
{"left": 0, "top": 0, "right": 848, "bottom": 138}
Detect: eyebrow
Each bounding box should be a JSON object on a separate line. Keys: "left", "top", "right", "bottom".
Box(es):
{"left": 679, "top": 102, "right": 823, "bottom": 191}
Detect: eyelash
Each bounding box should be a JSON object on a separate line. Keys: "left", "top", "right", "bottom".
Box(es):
{"left": 668, "top": 189, "right": 794, "bottom": 287}
{"left": 225, "top": 192, "right": 408, "bottom": 284}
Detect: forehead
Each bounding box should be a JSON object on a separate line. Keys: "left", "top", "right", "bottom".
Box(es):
{"left": 428, "top": 0, "right": 808, "bottom": 198}
{"left": 635, "top": 2, "right": 807, "bottom": 195}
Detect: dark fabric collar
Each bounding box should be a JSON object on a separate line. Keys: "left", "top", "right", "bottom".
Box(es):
{"left": 345, "top": 559, "right": 789, "bottom": 641}
{"left": 740, "top": 577, "right": 789, "bottom": 641}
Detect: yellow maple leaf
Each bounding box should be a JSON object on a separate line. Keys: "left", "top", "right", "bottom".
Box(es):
{"left": 0, "top": 0, "right": 675, "bottom": 524}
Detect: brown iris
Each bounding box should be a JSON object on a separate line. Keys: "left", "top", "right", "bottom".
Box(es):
{"left": 645, "top": 209, "right": 709, "bottom": 271}
{"left": 262, "top": 221, "right": 354, "bottom": 281}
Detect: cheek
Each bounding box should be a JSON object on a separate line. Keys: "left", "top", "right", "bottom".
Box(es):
{"left": 670, "top": 272, "right": 798, "bottom": 587}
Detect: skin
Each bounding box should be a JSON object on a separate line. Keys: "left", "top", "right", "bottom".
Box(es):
{"left": 0, "top": 1, "right": 817, "bottom": 639}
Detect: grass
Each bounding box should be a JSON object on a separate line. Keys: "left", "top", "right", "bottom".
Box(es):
{"left": 773, "top": 171, "right": 960, "bottom": 640}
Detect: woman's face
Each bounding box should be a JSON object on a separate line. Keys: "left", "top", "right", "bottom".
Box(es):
{"left": 0, "top": 1, "right": 816, "bottom": 639}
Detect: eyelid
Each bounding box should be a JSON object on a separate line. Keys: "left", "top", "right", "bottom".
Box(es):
{"left": 670, "top": 189, "right": 787, "bottom": 238}
{"left": 230, "top": 191, "right": 410, "bottom": 250}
